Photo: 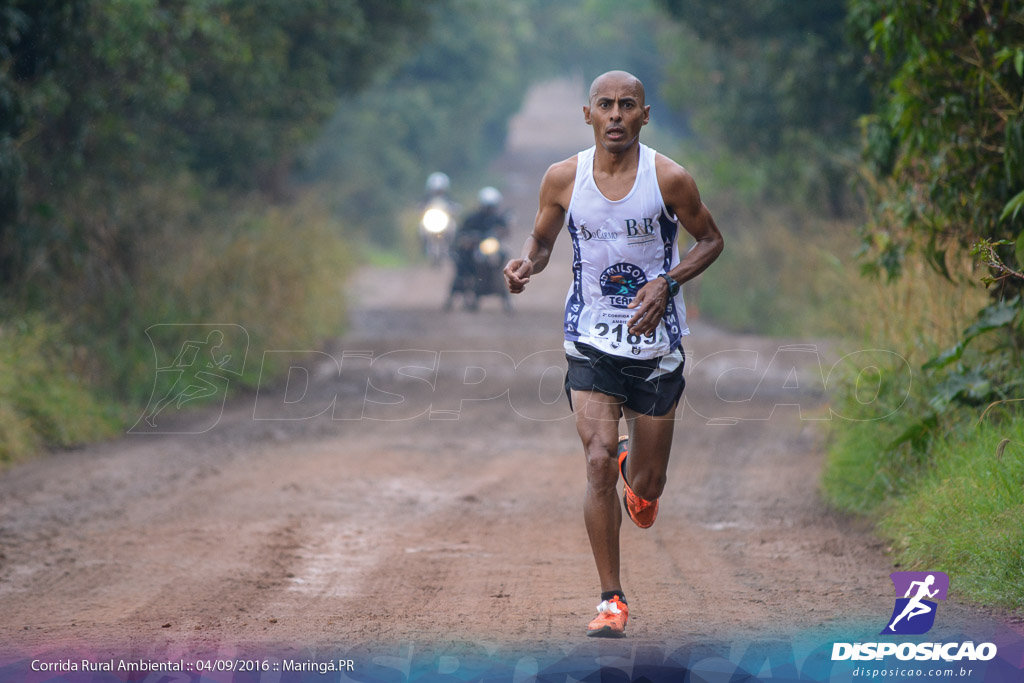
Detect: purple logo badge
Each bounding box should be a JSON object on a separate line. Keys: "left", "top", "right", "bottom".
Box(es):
{"left": 881, "top": 571, "right": 949, "bottom": 635}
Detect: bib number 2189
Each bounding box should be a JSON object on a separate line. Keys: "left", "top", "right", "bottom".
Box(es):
{"left": 594, "top": 322, "right": 656, "bottom": 346}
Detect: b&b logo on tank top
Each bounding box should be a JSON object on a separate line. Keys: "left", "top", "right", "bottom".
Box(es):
{"left": 599, "top": 263, "right": 647, "bottom": 309}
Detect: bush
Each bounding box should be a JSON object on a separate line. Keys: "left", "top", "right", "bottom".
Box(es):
{"left": 0, "top": 185, "right": 354, "bottom": 462}
{"left": 0, "top": 315, "right": 120, "bottom": 464}
{"left": 119, "top": 189, "right": 354, "bottom": 402}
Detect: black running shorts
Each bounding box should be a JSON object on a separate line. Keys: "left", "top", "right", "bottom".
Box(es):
{"left": 564, "top": 342, "right": 685, "bottom": 416}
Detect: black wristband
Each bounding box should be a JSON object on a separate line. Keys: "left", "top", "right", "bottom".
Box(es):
{"left": 658, "top": 273, "right": 680, "bottom": 297}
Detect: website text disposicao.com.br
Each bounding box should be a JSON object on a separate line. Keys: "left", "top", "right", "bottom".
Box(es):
{"left": 850, "top": 665, "right": 978, "bottom": 678}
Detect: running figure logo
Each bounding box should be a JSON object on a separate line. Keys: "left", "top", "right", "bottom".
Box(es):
{"left": 881, "top": 571, "right": 949, "bottom": 635}
{"left": 131, "top": 324, "right": 249, "bottom": 434}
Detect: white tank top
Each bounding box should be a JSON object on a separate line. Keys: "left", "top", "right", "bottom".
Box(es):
{"left": 563, "top": 143, "right": 688, "bottom": 359}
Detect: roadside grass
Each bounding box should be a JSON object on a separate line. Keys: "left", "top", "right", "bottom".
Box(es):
{"left": 689, "top": 133, "right": 1024, "bottom": 610}
{"left": 821, "top": 257, "right": 985, "bottom": 515}
{"left": 0, "top": 316, "right": 121, "bottom": 465}
{"left": 880, "top": 417, "right": 1024, "bottom": 608}
{"left": 821, "top": 365, "right": 930, "bottom": 516}
{"left": 820, "top": 244, "right": 1023, "bottom": 608}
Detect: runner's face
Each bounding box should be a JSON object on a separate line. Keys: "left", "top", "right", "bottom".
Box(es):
{"left": 584, "top": 79, "right": 649, "bottom": 153}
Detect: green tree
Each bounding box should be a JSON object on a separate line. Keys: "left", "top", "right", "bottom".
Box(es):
{"left": 657, "top": 0, "right": 870, "bottom": 215}
{"left": 0, "top": 0, "right": 432, "bottom": 291}
{"left": 852, "top": 0, "right": 1024, "bottom": 417}
{"left": 0, "top": 0, "right": 87, "bottom": 284}
{"left": 853, "top": 0, "right": 1024, "bottom": 286}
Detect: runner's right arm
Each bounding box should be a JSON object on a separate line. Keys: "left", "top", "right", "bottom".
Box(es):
{"left": 504, "top": 157, "right": 576, "bottom": 293}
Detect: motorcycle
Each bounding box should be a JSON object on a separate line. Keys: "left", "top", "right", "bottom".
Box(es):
{"left": 419, "top": 199, "right": 455, "bottom": 267}
{"left": 447, "top": 229, "right": 512, "bottom": 312}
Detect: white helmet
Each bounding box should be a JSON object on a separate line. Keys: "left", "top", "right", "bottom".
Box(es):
{"left": 426, "top": 172, "right": 451, "bottom": 194}
{"left": 478, "top": 186, "right": 502, "bottom": 207}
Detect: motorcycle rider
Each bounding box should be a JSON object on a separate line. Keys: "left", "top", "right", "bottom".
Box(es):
{"left": 420, "top": 172, "right": 460, "bottom": 264}
{"left": 445, "top": 186, "right": 509, "bottom": 310}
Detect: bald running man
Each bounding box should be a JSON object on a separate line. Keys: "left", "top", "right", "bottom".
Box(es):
{"left": 504, "top": 70, "right": 724, "bottom": 637}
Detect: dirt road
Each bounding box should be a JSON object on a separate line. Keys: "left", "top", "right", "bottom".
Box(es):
{"left": 0, "top": 80, "right": 1011, "bottom": 670}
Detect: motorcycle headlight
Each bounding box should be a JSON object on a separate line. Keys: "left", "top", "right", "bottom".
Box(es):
{"left": 422, "top": 208, "right": 450, "bottom": 234}
{"left": 479, "top": 237, "right": 501, "bottom": 256}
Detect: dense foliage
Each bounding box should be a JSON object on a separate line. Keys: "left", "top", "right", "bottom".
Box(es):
{"left": 657, "top": 0, "right": 870, "bottom": 216}
{"left": 852, "top": 0, "right": 1024, "bottom": 424}
{"left": 0, "top": 0, "right": 431, "bottom": 291}
{"left": 0, "top": 0, "right": 436, "bottom": 457}
{"left": 854, "top": 1, "right": 1024, "bottom": 288}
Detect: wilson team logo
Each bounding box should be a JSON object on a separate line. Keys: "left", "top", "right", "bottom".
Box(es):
{"left": 882, "top": 571, "right": 948, "bottom": 635}
{"left": 599, "top": 263, "right": 647, "bottom": 309}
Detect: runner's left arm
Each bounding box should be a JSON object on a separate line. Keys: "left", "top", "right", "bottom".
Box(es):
{"left": 627, "top": 155, "right": 724, "bottom": 335}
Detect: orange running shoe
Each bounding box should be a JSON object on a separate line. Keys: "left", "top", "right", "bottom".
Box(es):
{"left": 617, "top": 435, "right": 659, "bottom": 528}
{"left": 586, "top": 595, "right": 629, "bottom": 637}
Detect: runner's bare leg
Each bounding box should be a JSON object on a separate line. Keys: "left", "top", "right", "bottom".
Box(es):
{"left": 572, "top": 389, "right": 625, "bottom": 593}
{"left": 622, "top": 405, "right": 678, "bottom": 502}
